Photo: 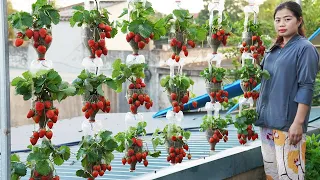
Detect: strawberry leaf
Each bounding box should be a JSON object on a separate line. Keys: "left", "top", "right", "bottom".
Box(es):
{"left": 36, "top": 160, "right": 51, "bottom": 176}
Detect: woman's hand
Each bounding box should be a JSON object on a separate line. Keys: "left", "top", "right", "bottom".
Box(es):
{"left": 288, "top": 121, "right": 303, "bottom": 145}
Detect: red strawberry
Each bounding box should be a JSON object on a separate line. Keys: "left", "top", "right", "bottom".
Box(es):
{"left": 172, "top": 101, "right": 178, "bottom": 107}
{"left": 138, "top": 41, "right": 145, "bottom": 49}
{"left": 44, "top": 35, "right": 52, "bottom": 44}
{"left": 51, "top": 115, "right": 58, "bottom": 123}
{"left": 182, "top": 45, "right": 187, "bottom": 51}
{"left": 250, "top": 46, "right": 255, "bottom": 51}
{"left": 129, "top": 83, "right": 135, "bottom": 89}
{"left": 47, "top": 121, "right": 53, "bottom": 129}
{"left": 46, "top": 110, "right": 55, "bottom": 119}
{"left": 35, "top": 102, "right": 45, "bottom": 111}
{"left": 171, "top": 136, "right": 177, "bottom": 141}
{"left": 97, "top": 101, "right": 104, "bottom": 110}
{"left": 132, "top": 93, "right": 138, "bottom": 99}
{"left": 181, "top": 95, "right": 189, "bottom": 104}
{"left": 209, "top": 137, "right": 214, "bottom": 143}
{"left": 134, "top": 34, "right": 141, "bottom": 43}
{"left": 143, "top": 160, "right": 148, "bottom": 167}
{"left": 130, "top": 105, "right": 136, "bottom": 113}
{"left": 101, "top": 164, "right": 107, "bottom": 171}
{"left": 33, "top": 41, "right": 39, "bottom": 48}
{"left": 252, "top": 36, "right": 257, "bottom": 41}
{"left": 242, "top": 41, "right": 247, "bottom": 47}
{"left": 25, "top": 29, "right": 34, "bottom": 39}
{"left": 33, "top": 131, "right": 39, "bottom": 139}
{"left": 102, "top": 47, "right": 108, "bottom": 55}
{"left": 219, "top": 29, "right": 225, "bottom": 35}
{"left": 170, "top": 93, "right": 177, "bottom": 100}
{"left": 45, "top": 130, "right": 53, "bottom": 139}
{"left": 212, "top": 33, "right": 218, "bottom": 39}
{"left": 27, "top": 109, "right": 35, "bottom": 118}
{"left": 145, "top": 37, "right": 150, "bottom": 44}
{"left": 173, "top": 106, "right": 180, "bottom": 113}
{"left": 224, "top": 97, "right": 228, "bottom": 103}
{"left": 39, "top": 28, "right": 47, "bottom": 38}
{"left": 187, "top": 40, "right": 195, "bottom": 48}
{"left": 15, "top": 38, "right": 24, "bottom": 47}
{"left": 253, "top": 53, "right": 259, "bottom": 59}
{"left": 33, "top": 116, "right": 40, "bottom": 123}
{"left": 54, "top": 108, "right": 59, "bottom": 115}
{"left": 44, "top": 101, "right": 51, "bottom": 109}
{"left": 37, "top": 45, "right": 46, "bottom": 54}
{"left": 30, "top": 137, "right": 37, "bottom": 145}
{"left": 92, "top": 170, "right": 99, "bottom": 177}
{"left": 187, "top": 154, "right": 191, "bottom": 160}
{"left": 39, "top": 129, "right": 46, "bottom": 138}
{"left": 99, "top": 170, "right": 104, "bottom": 176}
{"left": 183, "top": 144, "right": 189, "bottom": 151}
{"left": 128, "top": 32, "right": 135, "bottom": 39}
{"left": 96, "top": 49, "right": 102, "bottom": 57}
{"left": 105, "top": 25, "right": 112, "bottom": 32}
{"left": 16, "top": 32, "right": 23, "bottom": 38}
{"left": 53, "top": 175, "right": 60, "bottom": 180}
{"left": 99, "top": 23, "right": 106, "bottom": 30}
{"left": 171, "top": 53, "right": 176, "bottom": 60}
{"left": 135, "top": 83, "right": 141, "bottom": 89}
{"left": 33, "top": 30, "right": 39, "bottom": 42}
{"left": 122, "top": 158, "right": 127, "bottom": 165}
{"left": 100, "top": 32, "right": 106, "bottom": 39}
{"left": 136, "top": 139, "right": 143, "bottom": 147}
{"left": 88, "top": 39, "right": 95, "bottom": 47}
{"left": 145, "top": 103, "right": 151, "bottom": 109}
{"left": 106, "top": 31, "right": 112, "bottom": 39}
{"left": 184, "top": 50, "right": 188, "bottom": 57}
{"left": 175, "top": 55, "right": 180, "bottom": 62}
{"left": 192, "top": 101, "right": 197, "bottom": 108}
{"left": 99, "top": 39, "right": 105, "bottom": 47}
{"left": 149, "top": 33, "right": 154, "bottom": 39}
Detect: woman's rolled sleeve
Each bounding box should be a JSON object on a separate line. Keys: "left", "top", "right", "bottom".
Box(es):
{"left": 294, "top": 45, "right": 319, "bottom": 106}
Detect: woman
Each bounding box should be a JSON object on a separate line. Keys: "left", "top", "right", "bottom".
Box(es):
{"left": 255, "top": 1, "right": 319, "bottom": 180}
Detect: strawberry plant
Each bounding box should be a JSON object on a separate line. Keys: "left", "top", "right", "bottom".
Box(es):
{"left": 72, "top": 70, "right": 117, "bottom": 120}
{"left": 26, "top": 139, "right": 70, "bottom": 180}
{"left": 112, "top": 59, "right": 153, "bottom": 113}
{"left": 160, "top": 74, "right": 194, "bottom": 113}
{"left": 240, "top": 20, "right": 266, "bottom": 62}
{"left": 234, "top": 109, "right": 259, "bottom": 145}
{"left": 11, "top": 154, "right": 27, "bottom": 180}
{"left": 200, "top": 115, "right": 231, "bottom": 150}
{"left": 306, "top": 134, "right": 320, "bottom": 180}
{"left": 76, "top": 130, "right": 118, "bottom": 179}
{"left": 11, "top": 69, "right": 75, "bottom": 145}
{"left": 237, "top": 59, "right": 270, "bottom": 95}
{"left": 70, "top": 2, "right": 117, "bottom": 58}
{"left": 8, "top": 0, "right": 60, "bottom": 60}
{"left": 206, "top": 12, "right": 232, "bottom": 53}
{"left": 165, "top": 9, "right": 207, "bottom": 62}
{"left": 118, "top": 1, "right": 167, "bottom": 54}
{"left": 114, "top": 121, "right": 161, "bottom": 171}
{"left": 152, "top": 124, "right": 191, "bottom": 164}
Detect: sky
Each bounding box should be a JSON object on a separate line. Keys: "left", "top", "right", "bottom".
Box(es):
{"left": 10, "top": 0, "right": 205, "bottom": 14}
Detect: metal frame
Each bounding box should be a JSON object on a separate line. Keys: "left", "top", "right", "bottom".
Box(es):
{"left": 0, "top": 0, "right": 11, "bottom": 179}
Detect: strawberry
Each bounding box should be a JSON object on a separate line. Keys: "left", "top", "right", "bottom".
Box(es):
{"left": 30, "top": 137, "right": 37, "bottom": 145}
{"left": 47, "top": 121, "right": 53, "bottom": 129}
{"left": 253, "top": 53, "right": 259, "bottom": 59}
{"left": 46, "top": 110, "right": 55, "bottom": 119}
{"left": 145, "top": 37, "right": 150, "bottom": 44}
{"left": 182, "top": 45, "right": 187, "bottom": 51}
{"left": 136, "top": 139, "right": 143, "bottom": 147}
{"left": 100, "top": 164, "right": 107, "bottom": 171}
{"left": 35, "top": 102, "right": 45, "bottom": 111}
{"left": 53, "top": 175, "right": 60, "bottom": 180}
{"left": 27, "top": 109, "right": 35, "bottom": 118}
{"left": 242, "top": 41, "right": 247, "bottom": 47}
{"left": 187, "top": 40, "right": 195, "bottom": 48}
{"left": 135, "top": 84, "right": 142, "bottom": 89}
{"left": 127, "top": 158, "right": 132, "bottom": 164}
{"left": 132, "top": 93, "right": 138, "bottom": 99}
{"left": 210, "top": 92, "right": 216, "bottom": 98}
{"left": 138, "top": 41, "right": 145, "bottom": 49}
{"left": 25, "top": 29, "right": 34, "bottom": 39}
{"left": 88, "top": 39, "right": 95, "bottom": 47}
{"left": 141, "top": 82, "right": 146, "bottom": 88}
{"left": 244, "top": 47, "right": 249, "bottom": 52}
{"left": 128, "top": 149, "right": 134, "bottom": 156}
{"left": 105, "top": 25, "right": 112, "bottom": 32}
{"left": 250, "top": 46, "right": 255, "bottom": 51}
{"left": 44, "top": 101, "right": 51, "bottom": 109}
{"left": 224, "top": 97, "right": 228, "bottom": 103}
{"left": 176, "top": 41, "right": 182, "bottom": 48}
{"left": 91, "top": 103, "right": 97, "bottom": 111}
{"left": 32, "top": 131, "right": 39, "bottom": 140}
{"left": 184, "top": 50, "right": 188, "bottom": 57}
{"left": 187, "top": 154, "right": 191, "bottom": 160}
{"left": 100, "top": 32, "right": 106, "bottom": 39}
{"left": 129, "top": 83, "right": 135, "bottom": 89}
{"left": 134, "top": 34, "right": 141, "bottom": 43}
{"left": 37, "top": 45, "right": 46, "bottom": 54}
{"left": 39, "top": 129, "right": 46, "bottom": 138}
{"left": 51, "top": 115, "right": 58, "bottom": 123}
{"left": 149, "top": 33, "right": 154, "bottom": 39}
{"left": 144, "top": 95, "right": 150, "bottom": 102}
{"left": 16, "top": 32, "right": 23, "bottom": 38}
{"left": 44, "top": 35, "right": 52, "bottom": 44}
{"left": 142, "top": 152, "right": 147, "bottom": 160}
{"left": 192, "top": 101, "right": 197, "bottom": 108}
{"left": 122, "top": 158, "right": 127, "bottom": 165}
{"left": 175, "top": 55, "right": 180, "bottom": 62}
{"left": 143, "top": 160, "right": 148, "bottom": 167}
{"left": 209, "top": 137, "right": 214, "bottom": 143}
{"left": 171, "top": 93, "right": 177, "bottom": 100}
{"left": 128, "top": 98, "right": 133, "bottom": 104}
{"left": 97, "top": 101, "right": 104, "bottom": 110}
{"left": 45, "top": 130, "right": 53, "bottom": 139}
{"left": 15, "top": 38, "right": 24, "bottom": 47}
{"left": 106, "top": 31, "right": 112, "bottom": 39}
{"left": 131, "top": 156, "right": 136, "bottom": 163}
{"left": 171, "top": 53, "right": 176, "bottom": 60}
{"left": 92, "top": 170, "right": 99, "bottom": 177}
{"left": 252, "top": 36, "right": 257, "bottom": 41}
{"left": 130, "top": 105, "right": 136, "bottom": 113}
{"left": 102, "top": 47, "right": 108, "bottom": 55}
{"left": 98, "top": 23, "right": 106, "bottom": 30}
{"left": 135, "top": 100, "right": 141, "bottom": 107}
{"left": 96, "top": 49, "right": 102, "bottom": 57}
{"left": 126, "top": 34, "right": 131, "bottom": 42}
{"left": 39, "top": 28, "right": 47, "bottom": 38}
{"left": 181, "top": 95, "right": 189, "bottom": 104}
{"left": 99, "top": 170, "right": 104, "bottom": 176}
{"left": 183, "top": 144, "right": 189, "bottom": 151}
{"left": 128, "top": 32, "right": 135, "bottom": 39}
{"left": 33, "top": 41, "right": 39, "bottom": 48}
{"left": 171, "top": 136, "right": 177, "bottom": 141}
{"left": 33, "top": 115, "right": 40, "bottom": 123}
{"left": 173, "top": 106, "right": 180, "bottom": 113}
{"left": 172, "top": 101, "right": 178, "bottom": 107}
{"left": 136, "top": 152, "right": 142, "bottom": 161}
{"left": 32, "top": 30, "right": 39, "bottom": 42}
{"left": 212, "top": 33, "right": 218, "bottom": 39}
{"left": 99, "top": 39, "right": 105, "bottom": 47}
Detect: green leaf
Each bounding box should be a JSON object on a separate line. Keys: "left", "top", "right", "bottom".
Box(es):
{"left": 105, "top": 78, "right": 117, "bottom": 90}
{"left": 118, "top": 8, "right": 128, "bottom": 18}
{"left": 72, "top": 5, "right": 85, "bottom": 11}
{"left": 97, "top": 84, "right": 104, "bottom": 96}
{"left": 47, "top": 84, "right": 59, "bottom": 92}
{"left": 47, "top": 9, "right": 60, "bottom": 24}
{"left": 57, "top": 92, "right": 65, "bottom": 102}
{"left": 160, "top": 76, "right": 170, "bottom": 87}
{"left": 53, "top": 154, "right": 64, "bottom": 165}
{"left": 12, "top": 162, "right": 27, "bottom": 176}
{"left": 149, "top": 151, "right": 161, "bottom": 158}
{"left": 100, "top": 130, "right": 112, "bottom": 139}
{"left": 72, "top": 11, "right": 84, "bottom": 22}
{"left": 11, "top": 77, "right": 25, "bottom": 86}
{"left": 39, "top": 10, "right": 51, "bottom": 25}
{"left": 112, "top": 59, "right": 122, "bottom": 70}
{"left": 84, "top": 80, "right": 93, "bottom": 92}
{"left": 59, "top": 146, "right": 71, "bottom": 160}
{"left": 128, "top": 20, "right": 153, "bottom": 38}
{"left": 11, "top": 154, "right": 20, "bottom": 162}
{"left": 22, "top": 71, "right": 32, "bottom": 80}
{"left": 104, "top": 139, "right": 118, "bottom": 150}
{"left": 36, "top": 160, "right": 51, "bottom": 176}
{"left": 181, "top": 78, "right": 190, "bottom": 88}
{"left": 76, "top": 169, "right": 85, "bottom": 177}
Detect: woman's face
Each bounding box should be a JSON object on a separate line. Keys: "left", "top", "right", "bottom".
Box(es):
{"left": 274, "top": 8, "right": 302, "bottom": 38}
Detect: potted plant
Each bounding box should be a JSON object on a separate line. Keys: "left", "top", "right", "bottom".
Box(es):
{"left": 200, "top": 115, "right": 232, "bottom": 150}
{"left": 8, "top": 0, "right": 60, "bottom": 70}
{"left": 112, "top": 59, "right": 153, "bottom": 114}
{"left": 114, "top": 121, "right": 161, "bottom": 171}
{"left": 75, "top": 130, "right": 118, "bottom": 179}
{"left": 200, "top": 66, "right": 229, "bottom": 103}
{"left": 72, "top": 70, "right": 117, "bottom": 122}
{"left": 234, "top": 109, "right": 259, "bottom": 145}
{"left": 206, "top": 12, "right": 232, "bottom": 54}
{"left": 306, "top": 133, "right": 320, "bottom": 180}
{"left": 11, "top": 69, "right": 75, "bottom": 145}
{"left": 118, "top": 0, "right": 167, "bottom": 55}
{"left": 165, "top": 9, "right": 207, "bottom": 62}
{"left": 11, "top": 154, "right": 27, "bottom": 180}
{"left": 237, "top": 59, "right": 270, "bottom": 98}
{"left": 69, "top": 3, "right": 117, "bottom": 59}
{"left": 160, "top": 74, "right": 194, "bottom": 113}
{"left": 152, "top": 124, "right": 191, "bottom": 164}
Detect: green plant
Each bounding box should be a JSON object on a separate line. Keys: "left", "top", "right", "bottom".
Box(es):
{"left": 26, "top": 139, "right": 70, "bottom": 179}
{"left": 70, "top": 3, "right": 117, "bottom": 58}
{"left": 76, "top": 130, "right": 118, "bottom": 179}
{"left": 152, "top": 124, "right": 191, "bottom": 164}
{"left": 200, "top": 66, "right": 226, "bottom": 83}
{"left": 114, "top": 121, "right": 160, "bottom": 170}
{"left": 200, "top": 115, "right": 232, "bottom": 132}
{"left": 207, "top": 12, "right": 232, "bottom": 46}
{"left": 306, "top": 133, "right": 320, "bottom": 180}
{"left": 11, "top": 154, "right": 27, "bottom": 180}
{"left": 246, "top": 20, "right": 262, "bottom": 36}
{"left": 234, "top": 109, "right": 259, "bottom": 145}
